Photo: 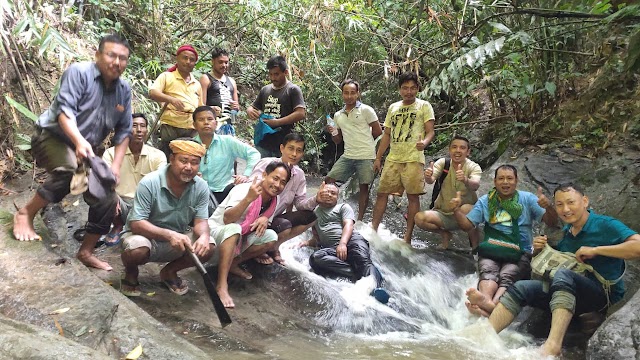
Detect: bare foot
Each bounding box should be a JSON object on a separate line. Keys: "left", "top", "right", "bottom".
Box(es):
{"left": 465, "top": 300, "right": 491, "bottom": 317}
{"left": 229, "top": 264, "right": 253, "bottom": 280}
{"left": 465, "top": 288, "right": 495, "bottom": 314}
{"left": 438, "top": 231, "right": 452, "bottom": 250}
{"left": 254, "top": 253, "right": 274, "bottom": 265}
{"left": 217, "top": 287, "right": 235, "bottom": 308}
{"left": 77, "top": 252, "right": 112, "bottom": 271}
{"left": 13, "top": 210, "right": 41, "bottom": 241}
{"left": 541, "top": 340, "right": 562, "bottom": 357}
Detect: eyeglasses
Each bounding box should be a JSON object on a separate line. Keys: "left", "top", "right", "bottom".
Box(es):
{"left": 103, "top": 51, "right": 129, "bottom": 63}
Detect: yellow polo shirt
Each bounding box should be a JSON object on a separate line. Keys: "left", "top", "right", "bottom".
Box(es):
{"left": 102, "top": 144, "right": 167, "bottom": 201}
{"left": 151, "top": 70, "right": 202, "bottom": 129}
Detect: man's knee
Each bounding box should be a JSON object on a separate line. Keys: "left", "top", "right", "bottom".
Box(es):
{"left": 122, "top": 247, "right": 151, "bottom": 266}
{"left": 414, "top": 210, "right": 439, "bottom": 229}
{"left": 550, "top": 268, "right": 577, "bottom": 294}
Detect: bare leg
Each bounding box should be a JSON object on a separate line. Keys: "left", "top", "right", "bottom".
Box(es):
{"left": 270, "top": 223, "right": 314, "bottom": 264}
{"left": 371, "top": 192, "right": 389, "bottom": 231}
{"left": 121, "top": 247, "right": 150, "bottom": 284}
{"left": 404, "top": 194, "right": 420, "bottom": 244}
{"left": 216, "top": 235, "right": 240, "bottom": 308}
{"left": 488, "top": 303, "right": 516, "bottom": 333}
{"left": 357, "top": 184, "right": 369, "bottom": 221}
{"left": 541, "top": 308, "right": 573, "bottom": 357}
{"left": 467, "top": 227, "right": 480, "bottom": 249}
{"left": 414, "top": 210, "right": 451, "bottom": 249}
{"left": 466, "top": 280, "right": 499, "bottom": 315}
{"left": 77, "top": 233, "right": 112, "bottom": 270}
{"left": 492, "top": 286, "right": 508, "bottom": 304}
{"left": 13, "top": 193, "right": 49, "bottom": 241}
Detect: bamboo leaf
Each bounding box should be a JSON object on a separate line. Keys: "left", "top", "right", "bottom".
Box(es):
{"left": 4, "top": 95, "right": 38, "bottom": 122}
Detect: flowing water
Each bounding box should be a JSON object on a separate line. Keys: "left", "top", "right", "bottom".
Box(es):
{"left": 269, "top": 222, "right": 560, "bottom": 360}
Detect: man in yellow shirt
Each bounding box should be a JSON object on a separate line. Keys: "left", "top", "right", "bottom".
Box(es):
{"left": 371, "top": 72, "right": 435, "bottom": 245}
{"left": 103, "top": 113, "right": 167, "bottom": 245}
{"left": 149, "top": 45, "right": 202, "bottom": 157}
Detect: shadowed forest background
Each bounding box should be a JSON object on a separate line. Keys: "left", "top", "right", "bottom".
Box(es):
{"left": 1, "top": 0, "right": 639, "bottom": 183}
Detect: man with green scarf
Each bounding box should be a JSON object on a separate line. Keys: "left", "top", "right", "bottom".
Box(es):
{"left": 451, "top": 164, "right": 558, "bottom": 316}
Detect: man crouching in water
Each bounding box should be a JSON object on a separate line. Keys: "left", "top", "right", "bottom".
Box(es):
{"left": 487, "top": 183, "right": 640, "bottom": 356}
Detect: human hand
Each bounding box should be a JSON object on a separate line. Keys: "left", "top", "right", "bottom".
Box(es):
{"left": 263, "top": 118, "right": 279, "bottom": 127}
{"left": 250, "top": 216, "right": 269, "bottom": 237}
{"left": 169, "top": 97, "right": 185, "bottom": 111}
{"left": 455, "top": 163, "right": 465, "bottom": 182}
{"left": 315, "top": 181, "right": 327, "bottom": 202}
{"left": 424, "top": 161, "right": 434, "bottom": 178}
{"left": 192, "top": 235, "right": 211, "bottom": 257}
{"left": 449, "top": 191, "right": 462, "bottom": 210}
{"left": 373, "top": 159, "right": 382, "bottom": 173}
{"left": 416, "top": 140, "right": 427, "bottom": 151}
{"left": 74, "top": 138, "right": 95, "bottom": 160}
{"left": 229, "top": 100, "right": 240, "bottom": 111}
{"left": 168, "top": 231, "right": 193, "bottom": 253}
{"left": 233, "top": 175, "right": 250, "bottom": 184}
{"left": 247, "top": 177, "right": 262, "bottom": 202}
{"left": 532, "top": 235, "right": 548, "bottom": 252}
{"left": 576, "top": 246, "right": 598, "bottom": 263}
{"left": 536, "top": 186, "right": 551, "bottom": 209}
{"left": 336, "top": 244, "right": 348, "bottom": 261}
{"left": 212, "top": 106, "right": 222, "bottom": 117}
{"left": 247, "top": 106, "right": 261, "bottom": 120}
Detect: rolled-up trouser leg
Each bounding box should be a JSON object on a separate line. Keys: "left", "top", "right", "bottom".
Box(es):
{"left": 309, "top": 248, "right": 354, "bottom": 280}
{"left": 31, "top": 129, "right": 76, "bottom": 203}
{"left": 501, "top": 279, "right": 552, "bottom": 316}
{"left": 550, "top": 268, "right": 608, "bottom": 314}
{"left": 83, "top": 190, "right": 118, "bottom": 235}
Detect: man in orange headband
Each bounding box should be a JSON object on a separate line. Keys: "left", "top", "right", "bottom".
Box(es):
{"left": 150, "top": 45, "right": 203, "bottom": 158}
{"left": 120, "top": 138, "right": 212, "bottom": 296}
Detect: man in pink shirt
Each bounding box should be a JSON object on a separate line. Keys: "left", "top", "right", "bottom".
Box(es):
{"left": 250, "top": 133, "right": 319, "bottom": 264}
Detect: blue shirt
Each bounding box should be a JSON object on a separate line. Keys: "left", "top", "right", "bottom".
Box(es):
{"left": 466, "top": 190, "right": 546, "bottom": 253}
{"left": 557, "top": 211, "right": 636, "bottom": 303}
{"left": 126, "top": 165, "right": 209, "bottom": 233}
{"left": 194, "top": 134, "right": 261, "bottom": 192}
{"left": 38, "top": 62, "right": 132, "bottom": 147}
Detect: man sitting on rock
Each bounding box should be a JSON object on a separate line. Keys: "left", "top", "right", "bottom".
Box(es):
{"left": 298, "top": 183, "right": 389, "bottom": 303}
{"left": 452, "top": 164, "right": 558, "bottom": 316}
{"left": 250, "top": 133, "right": 318, "bottom": 265}
{"left": 414, "top": 135, "right": 482, "bottom": 250}
{"left": 102, "top": 113, "right": 167, "bottom": 246}
{"left": 120, "top": 139, "right": 211, "bottom": 296}
{"left": 487, "top": 183, "right": 640, "bottom": 357}
{"left": 208, "top": 161, "right": 291, "bottom": 308}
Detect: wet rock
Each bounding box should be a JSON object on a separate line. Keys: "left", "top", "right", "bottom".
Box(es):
{"left": 587, "top": 288, "right": 640, "bottom": 359}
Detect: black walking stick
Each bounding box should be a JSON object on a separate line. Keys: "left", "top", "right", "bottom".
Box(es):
{"left": 187, "top": 250, "right": 232, "bottom": 327}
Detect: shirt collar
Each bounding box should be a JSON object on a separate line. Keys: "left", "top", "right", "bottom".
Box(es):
{"left": 564, "top": 209, "right": 594, "bottom": 236}
{"left": 340, "top": 101, "right": 362, "bottom": 113}
{"left": 125, "top": 144, "right": 150, "bottom": 156}
{"left": 172, "top": 70, "right": 197, "bottom": 85}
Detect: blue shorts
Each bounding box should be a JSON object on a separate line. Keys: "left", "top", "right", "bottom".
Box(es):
{"left": 327, "top": 157, "right": 374, "bottom": 185}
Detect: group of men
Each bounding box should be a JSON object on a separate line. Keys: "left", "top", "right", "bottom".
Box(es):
{"left": 11, "top": 34, "right": 640, "bottom": 357}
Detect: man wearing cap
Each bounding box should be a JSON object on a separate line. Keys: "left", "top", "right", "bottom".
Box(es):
{"left": 120, "top": 138, "right": 211, "bottom": 296}
{"left": 150, "top": 45, "right": 202, "bottom": 158}
{"left": 12, "top": 34, "right": 132, "bottom": 271}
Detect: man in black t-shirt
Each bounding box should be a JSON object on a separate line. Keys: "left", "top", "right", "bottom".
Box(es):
{"left": 247, "top": 55, "right": 306, "bottom": 157}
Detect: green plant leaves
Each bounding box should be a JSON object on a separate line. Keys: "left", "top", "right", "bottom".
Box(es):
{"left": 5, "top": 94, "right": 37, "bottom": 122}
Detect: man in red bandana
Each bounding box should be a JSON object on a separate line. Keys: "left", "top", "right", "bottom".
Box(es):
{"left": 150, "top": 45, "right": 203, "bottom": 158}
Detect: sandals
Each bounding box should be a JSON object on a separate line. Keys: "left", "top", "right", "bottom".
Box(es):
{"left": 120, "top": 278, "right": 141, "bottom": 297}
{"left": 103, "top": 231, "right": 123, "bottom": 247}
{"left": 162, "top": 277, "right": 189, "bottom": 296}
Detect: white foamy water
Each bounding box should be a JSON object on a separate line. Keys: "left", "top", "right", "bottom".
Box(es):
{"left": 276, "top": 221, "right": 553, "bottom": 360}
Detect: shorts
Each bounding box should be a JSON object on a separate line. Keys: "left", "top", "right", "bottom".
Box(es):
{"left": 210, "top": 223, "right": 277, "bottom": 253}
{"left": 478, "top": 253, "right": 532, "bottom": 288}
{"left": 122, "top": 231, "right": 213, "bottom": 263}
{"left": 327, "top": 157, "right": 374, "bottom": 185}
{"left": 435, "top": 211, "right": 461, "bottom": 231}
{"left": 159, "top": 124, "right": 196, "bottom": 158}
{"left": 269, "top": 210, "right": 317, "bottom": 233}
{"left": 378, "top": 161, "right": 425, "bottom": 195}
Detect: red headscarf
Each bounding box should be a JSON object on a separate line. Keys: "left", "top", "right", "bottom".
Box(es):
{"left": 166, "top": 45, "right": 198, "bottom": 72}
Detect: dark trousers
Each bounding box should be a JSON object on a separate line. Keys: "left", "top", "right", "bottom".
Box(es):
{"left": 309, "top": 233, "right": 383, "bottom": 287}
{"left": 32, "top": 129, "right": 117, "bottom": 235}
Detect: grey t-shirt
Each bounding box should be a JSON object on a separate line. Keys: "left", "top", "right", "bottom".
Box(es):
{"left": 314, "top": 203, "right": 355, "bottom": 248}
{"left": 251, "top": 81, "right": 305, "bottom": 152}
